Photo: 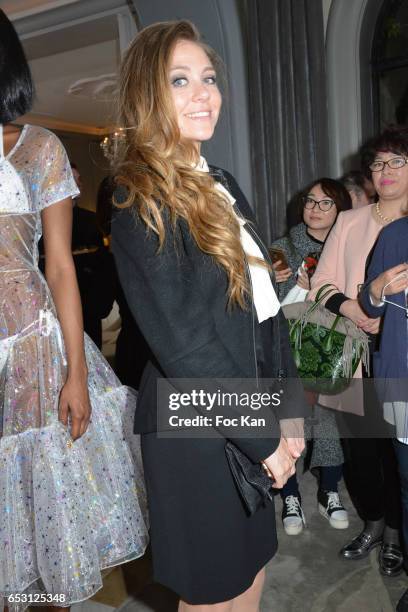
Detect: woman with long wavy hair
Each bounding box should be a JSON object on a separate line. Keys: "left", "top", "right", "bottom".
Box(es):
{"left": 112, "top": 20, "right": 308, "bottom": 611}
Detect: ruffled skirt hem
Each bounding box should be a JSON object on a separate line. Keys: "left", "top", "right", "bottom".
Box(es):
{"left": 0, "top": 384, "right": 149, "bottom": 610}
{"left": 2, "top": 545, "right": 149, "bottom": 611}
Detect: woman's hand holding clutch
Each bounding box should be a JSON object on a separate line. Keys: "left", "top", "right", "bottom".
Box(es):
{"left": 262, "top": 438, "right": 296, "bottom": 489}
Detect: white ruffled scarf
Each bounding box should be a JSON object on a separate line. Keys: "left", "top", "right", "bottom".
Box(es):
{"left": 197, "top": 156, "right": 280, "bottom": 322}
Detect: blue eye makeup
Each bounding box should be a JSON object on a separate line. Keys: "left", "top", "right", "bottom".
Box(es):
{"left": 170, "top": 73, "right": 217, "bottom": 87}
{"left": 204, "top": 74, "right": 217, "bottom": 84}
{"left": 171, "top": 76, "right": 188, "bottom": 87}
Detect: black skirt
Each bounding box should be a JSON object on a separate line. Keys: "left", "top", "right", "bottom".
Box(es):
{"left": 141, "top": 433, "right": 277, "bottom": 605}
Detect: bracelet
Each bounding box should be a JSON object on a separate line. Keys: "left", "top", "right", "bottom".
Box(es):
{"left": 261, "top": 462, "right": 273, "bottom": 479}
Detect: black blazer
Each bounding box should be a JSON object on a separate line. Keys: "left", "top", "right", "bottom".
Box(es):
{"left": 112, "top": 167, "right": 308, "bottom": 463}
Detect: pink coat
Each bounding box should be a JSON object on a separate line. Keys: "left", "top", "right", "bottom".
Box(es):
{"left": 308, "top": 204, "right": 383, "bottom": 414}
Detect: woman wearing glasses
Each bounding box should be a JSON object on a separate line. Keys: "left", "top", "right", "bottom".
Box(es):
{"left": 309, "top": 126, "right": 408, "bottom": 577}
{"left": 271, "top": 179, "right": 351, "bottom": 535}
{"left": 359, "top": 219, "right": 408, "bottom": 611}
{"left": 272, "top": 179, "right": 351, "bottom": 298}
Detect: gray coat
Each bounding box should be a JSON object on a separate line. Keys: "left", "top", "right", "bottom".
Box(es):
{"left": 271, "top": 222, "right": 324, "bottom": 300}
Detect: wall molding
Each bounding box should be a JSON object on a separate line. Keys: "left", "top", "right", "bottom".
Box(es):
{"left": 16, "top": 113, "right": 112, "bottom": 135}
{"left": 11, "top": 0, "right": 136, "bottom": 136}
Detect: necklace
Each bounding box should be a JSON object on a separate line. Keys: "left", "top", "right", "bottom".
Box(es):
{"left": 375, "top": 201, "right": 395, "bottom": 224}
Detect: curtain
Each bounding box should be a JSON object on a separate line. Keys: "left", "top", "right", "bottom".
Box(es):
{"left": 245, "top": 0, "right": 330, "bottom": 243}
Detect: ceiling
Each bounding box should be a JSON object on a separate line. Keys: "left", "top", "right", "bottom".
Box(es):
{"left": 29, "top": 37, "right": 119, "bottom": 130}
{"left": 0, "top": 0, "right": 80, "bottom": 20}
{"left": 0, "top": 0, "right": 134, "bottom": 134}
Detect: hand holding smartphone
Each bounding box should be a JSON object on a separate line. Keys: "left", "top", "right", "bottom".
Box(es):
{"left": 269, "top": 247, "right": 289, "bottom": 271}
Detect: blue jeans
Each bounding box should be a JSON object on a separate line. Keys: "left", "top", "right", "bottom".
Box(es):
{"left": 393, "top": 440, "right": 408, "bottom": 561}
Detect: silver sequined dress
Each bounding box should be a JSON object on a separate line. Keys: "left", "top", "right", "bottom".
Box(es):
{"left": 0, "top": 125, "right": 148, "bottom": 607}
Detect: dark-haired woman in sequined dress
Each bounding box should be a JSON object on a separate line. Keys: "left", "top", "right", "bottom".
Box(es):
{"left": 0, "top": 9, "right": 148, "bottom": 609}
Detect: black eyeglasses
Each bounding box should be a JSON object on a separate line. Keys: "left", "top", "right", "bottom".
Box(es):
{"left": 302, "top": 196, "right": 335, "bottom": 212}
{"left": 369, "top": 157, "right": 408, "bottom": 172}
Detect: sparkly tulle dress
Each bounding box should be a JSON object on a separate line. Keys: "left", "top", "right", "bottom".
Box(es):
{"left": 0, "top": 124, "right": 149, "bottom": 607}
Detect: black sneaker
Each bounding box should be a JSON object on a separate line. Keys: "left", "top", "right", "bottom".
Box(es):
{"left": 282, "top": 495, "right": 305, "bottom": 535}
{"left": 318, "top": 490, "right": 349, "bottom": 529}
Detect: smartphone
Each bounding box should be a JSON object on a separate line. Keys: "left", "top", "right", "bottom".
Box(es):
{"left": 269, "top": 247, "right": 288, "bottom": 271}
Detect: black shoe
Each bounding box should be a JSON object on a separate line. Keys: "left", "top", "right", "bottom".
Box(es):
{"left": 397, "top": 588, "right": 408, "bottom": 611}
{"left": 378, "top": 542, "right": 404, "bottom": 577}
{"left": 339, "top": 529, "right": 382, "bottom": 560}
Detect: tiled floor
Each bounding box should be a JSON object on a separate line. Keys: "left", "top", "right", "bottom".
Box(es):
{"left": 73, "top": 471, "right": 407, "bottom": 611}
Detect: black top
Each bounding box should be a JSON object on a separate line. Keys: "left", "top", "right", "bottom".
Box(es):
{"left": 111, "top": 167, "right": 308, "bottom": 463}
{"left": 71, "top": 205, "right": 104, "bottom": 251}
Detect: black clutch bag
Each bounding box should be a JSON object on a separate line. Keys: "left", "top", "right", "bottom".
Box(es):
{"left": 225, "top": 441, "right": 275, "bottom": 516}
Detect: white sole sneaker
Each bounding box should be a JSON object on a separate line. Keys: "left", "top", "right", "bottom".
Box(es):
{"left": 318, "top": 503, "right": 349, "bottom": 529}
{"left": 282, "top": 495, "right": 306, "bottom": 535}
{"left": 283, "top": 520, "right": 304, "bottom": 536}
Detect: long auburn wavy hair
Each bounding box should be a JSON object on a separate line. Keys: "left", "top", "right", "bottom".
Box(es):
{"left": 115, "top": 20, "right": 265, "bottom": 308}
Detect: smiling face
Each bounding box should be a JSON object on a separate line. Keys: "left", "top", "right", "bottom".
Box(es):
{"left": 302, "top": 183, "right": 338, "bottom": 232}
{"left": 168, "top": 39, "right": 222, "bottom": 150}
{"left": 371, "top": 151, "right": 408, "bottom": 201}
